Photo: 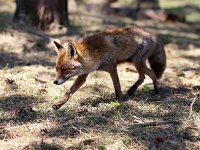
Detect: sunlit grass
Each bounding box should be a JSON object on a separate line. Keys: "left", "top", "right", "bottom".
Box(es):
{"left": 160, "top": 0, "right": 200, "bottom": 22}
{"left": 160, "top": 0, "right": 200, "bottom": 8}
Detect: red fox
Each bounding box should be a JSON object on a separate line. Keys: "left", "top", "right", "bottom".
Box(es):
{"left": 52, "top": 27, "right": 166, "bottom": 110}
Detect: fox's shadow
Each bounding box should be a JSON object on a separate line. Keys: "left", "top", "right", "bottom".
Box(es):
{"left": 80, "top": 85, "right": 198, "bottom": 111}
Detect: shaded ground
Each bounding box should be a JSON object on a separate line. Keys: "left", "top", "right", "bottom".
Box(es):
{"left": 0, "top": 0, "right": 200, "bottom": 149}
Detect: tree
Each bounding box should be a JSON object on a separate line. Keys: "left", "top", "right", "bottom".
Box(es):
{"left": 14, "top": 0, "right": 69, "bottom": 30}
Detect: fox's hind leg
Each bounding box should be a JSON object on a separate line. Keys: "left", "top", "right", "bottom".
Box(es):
{"left": 127, "top": 56, "right": 145, "bottom": 96}
{"left": 109, "top": 66, "right": 123, "bottom": 100}
{"left": 102, "top": 65, "right": 123, "bottom": 100}
{"left": 144, "top": 66, "right": 159, "bottom": 94}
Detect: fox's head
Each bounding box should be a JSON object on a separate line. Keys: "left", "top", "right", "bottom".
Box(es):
{"left": 53, "top": 41, "right": 83, "bottom": 85}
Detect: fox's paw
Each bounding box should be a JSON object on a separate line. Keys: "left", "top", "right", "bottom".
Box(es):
{"left": 154, "top": 88, "right": 160, "bottom": 95}
{"left": 52, "top": 95, "right": 70, "bottom": 110}
{"left": 127, "top": 88, "right": 136, "bottom": 97}
{"left": 52, "top": 103, "right": 63, "bottom": 110}
{"left": 117, "top": 99, "right": 128, "bottom": 102}
{"left": 116, "top": 96, "right": 128, "bottom": 102}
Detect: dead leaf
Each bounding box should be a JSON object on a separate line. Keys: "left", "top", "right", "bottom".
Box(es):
{"left": 183, "top": 70, "right": 197, "bottom": 78}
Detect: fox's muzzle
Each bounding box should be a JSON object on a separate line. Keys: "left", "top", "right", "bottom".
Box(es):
{"left": 53, "top": 77, "right": 69, "bottom": 85}
{"left": 53, "top": 80, "right": 59, "bottom": 84}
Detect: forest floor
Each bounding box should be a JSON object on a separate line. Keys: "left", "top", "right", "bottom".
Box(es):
{"left": 0, "top": 0, "right": 200, "bottom": 149}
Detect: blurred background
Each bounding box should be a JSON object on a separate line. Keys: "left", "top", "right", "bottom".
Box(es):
{"left": 0, "top": 0, "right": 200, "bottom": 68}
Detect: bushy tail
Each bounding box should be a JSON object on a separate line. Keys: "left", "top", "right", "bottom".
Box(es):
{"left": 148, "top": 41, "right": 166, "bottom": 79}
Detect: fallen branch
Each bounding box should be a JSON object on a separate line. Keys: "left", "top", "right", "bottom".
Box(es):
{"left": 132, "top": 120, "right": 180, "bottom": 127}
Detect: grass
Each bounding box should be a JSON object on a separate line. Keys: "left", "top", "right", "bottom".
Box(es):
{"left": 0, "top": 0, "right": 200, "bottom": 149}
{"left": 160, "top": 0, "right": 200, "bottom": 8}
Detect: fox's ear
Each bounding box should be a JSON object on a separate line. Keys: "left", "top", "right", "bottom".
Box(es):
{"left": 53, "top": 41, "right": 64, "bottom": 53}
{"left": 67, "top": 42, "right": 77, "bottom": 59}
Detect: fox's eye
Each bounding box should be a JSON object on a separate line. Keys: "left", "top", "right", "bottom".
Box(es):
{"left": 61, "top": 66, "right": 65, "bottom": 71}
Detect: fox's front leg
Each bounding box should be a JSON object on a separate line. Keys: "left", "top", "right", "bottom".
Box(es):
{"left": 106, "top": 66, "right": 123, "bottom": 100}
{"left": 52, "top": 74, "right": 88, "bottom": 110}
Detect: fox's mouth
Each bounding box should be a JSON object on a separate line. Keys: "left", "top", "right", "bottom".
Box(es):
{"left": 53, "top": 77, "right": 69, "bottom": 85}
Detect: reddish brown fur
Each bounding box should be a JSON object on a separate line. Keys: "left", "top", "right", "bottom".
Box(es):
{"left": 52, "top": 27, "right": 166, "bottom": 110}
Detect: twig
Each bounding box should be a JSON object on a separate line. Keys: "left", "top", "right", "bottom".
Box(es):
{"left": 33, "top": 75, "right": 47, "bottom": 83}
{"left": 126, "top": 67, "right": 137, "bottom": 73}
{"left": 188, "top": 94, "right": 199, "bottom": 120}
{"left": 133, "top": 115, "right": 145, "bottom": 123}
{"left": 70, "top": 123, "right": 92, "bottom": 138}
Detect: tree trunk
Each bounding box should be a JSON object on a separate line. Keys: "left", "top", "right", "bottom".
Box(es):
{"left": 14, "top": 0, "right": 69, "bottom": 30}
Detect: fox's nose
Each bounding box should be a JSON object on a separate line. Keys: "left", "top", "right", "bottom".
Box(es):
{"left": 54, "top": 80, "right": 58, "bottom": 84}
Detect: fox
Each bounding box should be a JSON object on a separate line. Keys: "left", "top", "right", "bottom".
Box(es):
{"left": 52, "top": 27, "right": 166, "bottom": 110}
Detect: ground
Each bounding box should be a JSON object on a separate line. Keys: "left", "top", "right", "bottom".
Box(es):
{"left": 0, "top": 0, "right": 200, "bottom": 150}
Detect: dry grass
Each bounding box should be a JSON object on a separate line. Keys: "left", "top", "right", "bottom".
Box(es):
{"left": 0, "top": 0, "right": 200, "bottom": 150}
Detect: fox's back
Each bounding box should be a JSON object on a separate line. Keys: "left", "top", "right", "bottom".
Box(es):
{"left": 103, "top": 27, "right": 157, "bottom": 60}
{"left": 74, "top": 27, "right": 158, "bottom": 70}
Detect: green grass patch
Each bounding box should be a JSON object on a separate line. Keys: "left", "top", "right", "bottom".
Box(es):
{"left": 143, "top": 84, "right": 153, "bottom": 93}
{"left": 53, "top": 95, "right": 61, "bottom": 101}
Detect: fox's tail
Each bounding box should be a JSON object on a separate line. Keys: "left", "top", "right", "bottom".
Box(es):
{"left": 148, "top": 40, "right": 166, "bottom": 79}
